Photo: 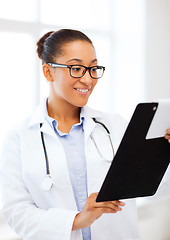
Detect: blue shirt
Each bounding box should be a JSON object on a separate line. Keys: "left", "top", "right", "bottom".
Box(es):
{"left": 45, "top": 110, "right": 91, "bottom": 240}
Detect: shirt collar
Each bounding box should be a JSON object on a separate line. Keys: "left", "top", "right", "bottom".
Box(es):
{"left": 45, "top": 106, "right": 85, "bottom": 133}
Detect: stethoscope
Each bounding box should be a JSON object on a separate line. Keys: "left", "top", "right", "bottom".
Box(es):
{"left": 40, "top": 118, "right": 115, "bottom": 190}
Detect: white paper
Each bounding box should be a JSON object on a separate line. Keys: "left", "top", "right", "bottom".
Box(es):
{"left": 146, "top": 99, "right": 170, "bottom": 139}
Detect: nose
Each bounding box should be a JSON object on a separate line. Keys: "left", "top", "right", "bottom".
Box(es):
{"left": 79, "top": 70, "right": 93, "bottom": 85}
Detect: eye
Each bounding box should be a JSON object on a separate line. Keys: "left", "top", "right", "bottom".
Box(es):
{"left": 71, "top": 66, "right": 82, "bottom": 72}
{"left": 91, "top": 67, "right": 98, "bottom": 72}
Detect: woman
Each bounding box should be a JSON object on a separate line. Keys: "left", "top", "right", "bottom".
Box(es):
{"left": 0, "top": 29, "right": 169, "bottom": 240}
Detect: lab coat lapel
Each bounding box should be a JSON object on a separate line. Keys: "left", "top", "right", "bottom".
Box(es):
{"left": 81, "top": 106, "right": 96, "bottom": 143}
{"left": 83, "top": 117, "right": 96, "bottom": 144}
{"left": 29, "top": 100, "right": 78, "bottom": 209}
{"left": 40, "top": 121, "right": 57, "bottom": 139}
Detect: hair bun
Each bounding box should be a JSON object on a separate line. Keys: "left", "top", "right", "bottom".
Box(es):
{"left": 36, "top": 31, "right": 54, "bottom": 59}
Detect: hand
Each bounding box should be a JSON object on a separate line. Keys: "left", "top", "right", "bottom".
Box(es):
{"left": 72, "top": 192, "right": 125, "bottom": 231}
{"left": 165, "top": 129, "right": 170, "bottom": 143}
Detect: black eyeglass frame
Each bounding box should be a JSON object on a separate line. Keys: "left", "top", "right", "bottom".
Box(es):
{"left": 47, "top": 62, "right": 105, "bottom": 79}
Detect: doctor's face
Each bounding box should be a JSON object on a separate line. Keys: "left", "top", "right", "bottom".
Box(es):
{"left": 48, "top": 40, "right": 98, "bottom": 108}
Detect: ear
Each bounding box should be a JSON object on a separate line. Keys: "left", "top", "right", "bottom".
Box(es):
{"left": 43, "top": 64, "right": 54, "bottom": 82}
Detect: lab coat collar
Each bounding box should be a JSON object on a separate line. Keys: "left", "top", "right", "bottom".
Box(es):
{"left": 29, "top": 98, "right": 47, "bottom": 128}
{"left": 28, "top": 98, "right": 56, "bottom": 138}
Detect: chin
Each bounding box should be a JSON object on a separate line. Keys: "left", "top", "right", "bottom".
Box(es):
{"left": 77, "top": 103, "right": 87, "bottom": 108}
{"left": 75, "top": 100, "right": 88, "bottom": 108}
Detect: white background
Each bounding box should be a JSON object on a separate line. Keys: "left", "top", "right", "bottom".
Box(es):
{"left": 0, "top": 0, "right": 170, "bottom": 239}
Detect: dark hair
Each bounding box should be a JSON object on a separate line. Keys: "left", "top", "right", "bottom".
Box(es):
{"left": 36, "top": 29, "right": 93, "bottom": 64}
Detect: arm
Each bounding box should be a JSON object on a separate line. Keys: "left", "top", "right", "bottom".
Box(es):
{"left": 0, "top": 130, "right": 79, "bottom": 240}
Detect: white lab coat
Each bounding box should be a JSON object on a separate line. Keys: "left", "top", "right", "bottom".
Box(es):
{"left": 0, "top": 98, "right": 170, "bottom": 240}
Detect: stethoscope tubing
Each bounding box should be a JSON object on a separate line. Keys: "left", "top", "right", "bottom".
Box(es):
{"left": 40, "top": 118, "right": 114, "bottom": 190}
{"left": 40, "top": 123, "right": 50, "bottom": 175}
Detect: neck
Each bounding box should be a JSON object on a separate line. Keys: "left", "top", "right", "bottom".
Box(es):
{"left": 47, "top": 96, "right": 80, "bottom": 122}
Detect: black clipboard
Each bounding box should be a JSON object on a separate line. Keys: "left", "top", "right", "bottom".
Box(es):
{"left": 96, "top": 103, "right": 170, "bottom": 202}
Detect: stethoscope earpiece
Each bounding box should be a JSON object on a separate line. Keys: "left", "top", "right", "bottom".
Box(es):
{"left": 41, "top": 175, "right": 53, "bottom": 191}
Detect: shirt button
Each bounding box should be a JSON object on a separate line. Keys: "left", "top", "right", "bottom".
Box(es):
{"left": 81, "top": 195, "right": 86, "bottom": 201}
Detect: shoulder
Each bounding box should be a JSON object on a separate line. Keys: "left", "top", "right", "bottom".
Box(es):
{"left": 83, "top": 105, "right": 128, "bottom": 130}
{"left": 1, "top": 117, "right": 31, "bottom": 148}
{"left": 83, "top": 105, "right": 128, "bottom": 150}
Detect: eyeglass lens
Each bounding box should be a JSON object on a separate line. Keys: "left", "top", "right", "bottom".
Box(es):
{"left": 70, "top": 66, "right": 104, "bottom": 79}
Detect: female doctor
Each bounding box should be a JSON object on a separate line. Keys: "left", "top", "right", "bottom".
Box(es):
{"left": 0, "top": 29, "right": 170, "bottom": 240}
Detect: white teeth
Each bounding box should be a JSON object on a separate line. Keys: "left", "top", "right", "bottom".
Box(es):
{"left": 76, "top": 88, "right": 89, "bottom": 93}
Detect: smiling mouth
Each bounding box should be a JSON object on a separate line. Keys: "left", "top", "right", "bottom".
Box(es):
{"left": 74, "top": 88, "right": 91, "bottom": 93}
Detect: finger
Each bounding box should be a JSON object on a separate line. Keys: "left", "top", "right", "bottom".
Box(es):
{"left": 103, "top": 201, "right": 124, "bottom": 211}
{"left": 111, "top": 200, "right": 125, "bottom": 206}
{"left": 102, "top": 207, "right": 119, "bottom": 214}
{"left": 100, "top": 204, "right": 124, "bottom": 214}
{"left": 95, "top": 199, "right": 125, "bottom": 207}
{"left": 107, "top": 202, "right": 124, "bottom": 211}
{"left": 103, "top": 200, "right": 125, "bottom": 208}
{"left": 95, "top": 201, "right": 124, "bottom": 212}
{"left": 92, "top": 193, "right": 125, "bottom": 210}
{"left": 166, "top": 129, "right": 170, "bottom": 134}
{"left": 90, "top": 192, "right": 99, "bottom": 199}
{"left": 165, "top": 134, "right": 170, "bottom": 140}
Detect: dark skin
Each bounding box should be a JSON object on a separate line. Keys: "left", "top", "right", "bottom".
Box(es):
{"left": 42, "top": 40, "right": 125, "bottom": 231}
{"left": 164, "top": 129, "right": 170, "bottom": 143}
{"left": 43, "top": 37, "right": 170, "bottom": 230}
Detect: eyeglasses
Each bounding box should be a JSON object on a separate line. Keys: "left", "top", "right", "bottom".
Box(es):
{"left": 48, "top": 63, "right": 105, "bottom": 79}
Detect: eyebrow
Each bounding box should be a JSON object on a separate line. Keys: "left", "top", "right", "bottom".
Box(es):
{"left": 66, "top": 58, "right": 98, "bottom": 64}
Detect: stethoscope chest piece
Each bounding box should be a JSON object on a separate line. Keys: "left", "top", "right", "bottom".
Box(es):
{"left": 41, "top": 175, "right": 53, "bottom": 190}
